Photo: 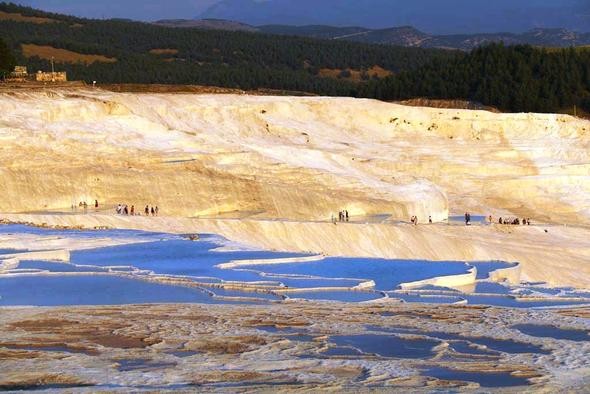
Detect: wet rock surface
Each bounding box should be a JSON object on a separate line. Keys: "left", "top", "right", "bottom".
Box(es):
{"left": 1, "top": 303, "right": 588, "bottom": 391}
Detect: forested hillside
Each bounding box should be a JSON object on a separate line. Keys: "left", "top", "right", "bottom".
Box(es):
{"left": 1, "top": 3, "right": 589, "bottom": 114}
{"left": 0, "top": 2, "right": 451, "bottom": 95}
{"left": 0, "top": 37, "right": 15, "bottom": 76}
{"left": 361, "top": 44, "right": 590, "bottom": 114}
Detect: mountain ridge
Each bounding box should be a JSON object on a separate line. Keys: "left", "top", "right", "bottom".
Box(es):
{"left": 154, "top": 19, "right": 590, "bottom": 50}
{"left": 198, "top": 0, "right": 590, "bottom": 35}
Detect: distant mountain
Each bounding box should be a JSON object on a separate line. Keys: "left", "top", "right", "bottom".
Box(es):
{"left": 154, "top": 18, "right": 257, "bottom": 32}
{"left": 428, "top": 29, "right": 590, "bottom": 50}
{"left": 258, "top": 25, "right": 590, "bottom": 50}
{"left": 199, "top": 0, "right": 590, "bottom": 35}
{"left": 153, "top": 20, "right": 590, "bottom": 50}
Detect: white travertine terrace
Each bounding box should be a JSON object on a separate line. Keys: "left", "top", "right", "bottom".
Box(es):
{"left": 1, "top": 90, "right": 588, "bottom": 223}
{"left": 0, "top": 90, "right": 589, "bottom": 288}
{"left": 3, "top": 213, "right": 590, "bottom": 289}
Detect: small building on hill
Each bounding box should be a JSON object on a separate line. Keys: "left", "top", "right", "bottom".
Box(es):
{"left": 34, "top": 70, "right": 67, "bottom": 82}
{"left": 8, "top": 66, "right": 29, "bottom": 81}
{"left": 5, "top": 66, "right": 67, "bottom": 83}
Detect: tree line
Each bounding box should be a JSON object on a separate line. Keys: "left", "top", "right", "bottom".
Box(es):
{"left": 0, "top": 36, "right": 15, "bottom": 77}
{"left": 361, "top": 44, "right": 590, "bottom": 114}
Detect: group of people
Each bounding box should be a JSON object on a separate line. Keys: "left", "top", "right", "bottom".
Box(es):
{"left": 332, "top": 210, "right": 350, "bottom": 223}
{"left": 408, "top": 212, "right": 533, "bottom": 226}
{"left": 410, "top": 215, "right": 434, "bottom": 225}
{"left": 498, "top": 217, "right": 531, "bottom": 226}
{"left": 116, "top": 204, "right": 159, "bottom": 216}
{"left": 71, "top": 200, "right": 99, "bottom": 212}
{"left": 464, "top": 212, "right": 472, "bottom": 225}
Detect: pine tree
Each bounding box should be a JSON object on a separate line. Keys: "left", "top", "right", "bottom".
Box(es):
{"left": 0, "top": 37, "right": 16, "bottom": 77}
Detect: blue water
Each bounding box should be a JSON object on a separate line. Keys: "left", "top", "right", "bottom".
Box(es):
{"left": 0, "top": 248, "right": 27, "bottom": 255}
{"left": 473, "top": 282, "right": 512, "bottom": 294}
{"left": 463, "top": 294, "right": 590, "bottom": 309}
{"left": 513, "top": 324, "right": 590, "bottom": 342}
{"left": 322, "top": 347, "right": 364, "bottom": 357}
{"left": 2, "top": 224, "right": 588, "bottom": 308}
{"left": 330, "top": 334, "right": 439, "bottom": 359}
{"left": 209, "top": 287, "right": 281, "bottom": 301}
{"left": 284, "top": 291, "right": 384, "bottom": 302}
{"left": 0, "top": 275, "right": 224, "bottom": 306}
{"left": 72, "top": 240, "right": 307, "bottom": 282}
{"left": 472, "top": 261, "right": 516, "bottom": 279}
{"left": 449, "top": 341, "right": 499, "bottom": 356}
{"left": 238, "top": 257, "right": 469, "bottom": 291}
{"left": 117, "top": 359, "right": 176, "bottom": 372}
{"left": 420, "top": 332, "right": 550, "bottom": 354}
{"left": 422, "top": 367, "right": 531, "bottom": 387}
{"left": 390, "top": 294, "right": 464, "bottom": 304}
{"left": 366, "top": 326, "right": 550, "bottom": 354}
{"left": 0, "top": 224, "right": 167, "bottom": 240}
{"left": 17, "top": 260, "right": 109, "bottom": 273}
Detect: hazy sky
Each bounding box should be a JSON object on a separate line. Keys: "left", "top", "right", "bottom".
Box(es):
{"left": 14, "top": 0, "right": 590, "bottom": 33}
{"left": 16, "top": 0, "right": 220, "bottom": 20}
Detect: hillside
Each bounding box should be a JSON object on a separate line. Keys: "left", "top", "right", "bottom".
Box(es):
{"left": 1, "top": 4, "right": 589, "bottom": 115}
{"left": 153, "top": 20, "right": 590, "bottom": 51}
{"left": 0, "top": 3, "right": 451, "bottom": 94}
{"left": 199, "top": 0, "right": 589, "bottom": 34}
{"left": 154, "top": 18, "right": 258, "bottom": 32}
{"left": 260, "top": 25, "right": 590, "bottom": 50}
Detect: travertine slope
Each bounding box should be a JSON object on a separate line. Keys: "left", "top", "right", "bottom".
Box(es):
{"left": 0, "top": 90, "right": 588, "bottom": 224}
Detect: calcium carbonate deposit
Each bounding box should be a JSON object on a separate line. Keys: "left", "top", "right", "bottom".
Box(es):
{"left": 0, "top": 89, "right": 589, "bottom": 391}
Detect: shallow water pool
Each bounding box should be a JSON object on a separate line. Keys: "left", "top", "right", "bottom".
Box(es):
{"left": 0, "top": 275, "right": 223, "bottom": 306}
{"left": 513, "top": 324, "right": 590, "bottom": 342}
{"left": 238, "top": 257, "right": 470, "bottom": 290}
{"left": 330, "top": 334, "right": 439, "bottom": 359}
{"left": 422, "top": 367, "right": 531, "bottom": 387}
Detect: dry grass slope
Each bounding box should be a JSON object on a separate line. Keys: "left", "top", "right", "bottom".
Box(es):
{"left": 319, "top": 65, "right": 393, "bottom": 82}
{"left": 21, "top": 44, "right": 117, "bottom": 65}
{"left": 149, "top": 48, "right": 179, "bottom": 55}
{"left": 0, "top": 10, "right": 58, "bottom": 24}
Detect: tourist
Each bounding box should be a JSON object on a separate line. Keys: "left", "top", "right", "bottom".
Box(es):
{"left": 155, "top": 206, "right": 159, "bottom": 216}
{"left": 95, "top": 200, "right": 99, "bottom": 209}
{"left": 429, "top": 216, "right": 433, "bottom": 223}
{"left": 499, "top": 217, "right": 503, "bottom": 224}
{"left": 465, "top": 212, "right": 471, "bottom": 225}
{"left": 345, "top": 210, "right": 349, "bottom": 222}
{"left": 151, "top": 207, "right": 155, "bottom": 216}
{"left": 130, "top": 205, "right": 135, "bottom": 215}
{"left": 488, "top": 215, "right": 493, "bottom": 223}
{"left": 527, "top": 218, "right": 531, "bottom": 225}
{"left": 124, "top": 205, "right": 128, "bottom": 215}
{"left": 145, "top": 205, "right": 149, "bottom": 216}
